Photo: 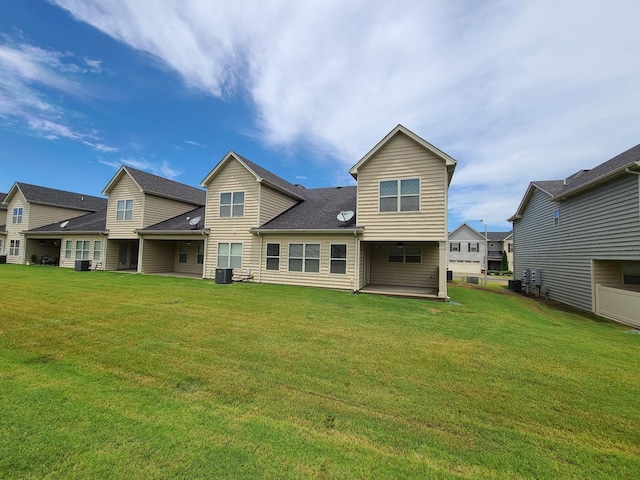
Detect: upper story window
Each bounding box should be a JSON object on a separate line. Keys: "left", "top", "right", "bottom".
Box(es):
{"left": 508, "top": 243, "right": 514, "bottom": 253}
{"left": 450, "top": 242, "right": 460, "bottom": 252}
{"left": 468, "top": 242, "right": 479, "bottom": 253}
{"left": 379, "top": 179, "right": 420, "bottom": 212}
{"left": 553, "top": 208, "right": 560, "bottom": 226}
{"left": 116, "top": 199, "right": 134, "bottom": 221}
{"left": 12, "top": 207, "right": 23, "bottom": 224}
{"left": 220, "top": 192, "right": 244, "bottom": 217}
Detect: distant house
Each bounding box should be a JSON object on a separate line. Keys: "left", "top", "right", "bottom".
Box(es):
{"left": 447, "top": 223, "right": 513, "bottom": 275}
{"left": 447, "top": 223, "right": 486, "bottom": 275}
{"left": 486, "top": 231, "right": 513, "bottom": 271}
{"left": 509, "top": 143, "right": 640, "bottom": 327}
{"left": 2, "top": 183, "right": 106, "bottom": 265}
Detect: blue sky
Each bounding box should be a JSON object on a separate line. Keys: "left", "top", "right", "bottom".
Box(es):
{"left": 1, "top": 0, "right": 640, "bottom": 232}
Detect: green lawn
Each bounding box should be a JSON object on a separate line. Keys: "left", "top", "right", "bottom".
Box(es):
{"left": 1, "top": 265, "right": 639, "bottom": 479}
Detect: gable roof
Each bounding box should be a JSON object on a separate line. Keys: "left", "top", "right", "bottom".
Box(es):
{"left": 102, "top": 166, "right": 206, "bottom": 206}
{"left": 509, "top": 143, "right": 640, "bottom": 222}
{"left": 27, "top": 210, "right": 107, "bottom": 234}
{"left": 349, "top": 124, "right": 457, "bottom": 184}
{"left": 200, "top": 151, "right": 307, "bottom": 201}
{"left": 253, "top": 186, "right": 360, "bottom": 232}
{"left": 0, "top": 192, "right": 7, "bottom": 210}
{"left": 487, "top": 231, "right": 512, "bottom": 241}
{"left": 448, "top": 222, "right": 485, "bottom": 239}
{"left": 4, "top": 183, "right": 106, "bottom": 212}
{"left": 137, "top": 206, "right": 206, "bottom": 233}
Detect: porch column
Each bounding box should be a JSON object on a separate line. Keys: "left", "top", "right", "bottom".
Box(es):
{"left": 438, "top": 241, "right": 447, "bottom": 299}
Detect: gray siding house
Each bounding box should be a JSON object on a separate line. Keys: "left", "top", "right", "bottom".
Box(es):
{"left": 509, "top": 143, "right": 640, "bottom": 327}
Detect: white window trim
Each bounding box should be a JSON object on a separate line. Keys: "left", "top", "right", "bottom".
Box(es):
{"left": 75, "top": 240, "right": 90, "bottom": 260}
{"left": 378, "top": 178, "right": 420, "bottom": 213}
{"left": 116, "top": 199, "right": 134, "bottom": 221}
{"left": 450, "top": 242, "right": 460, "bottom": 252}
{"left": 178, "top": 243, "right": 188, "bottom": 264}
{"left": 65, "top": 240, "right": 73, "bottom": 259}
{"left": 288, "top": 243, "right": 320, "bottom": 273}
{"left": 330, "top": 244, "right": 347, "bottom": 275}
{"left": 219, "top": 191, "right": 245, "bottom": 218}
{"left": 387, "top": 245, "right": 422, "bottom": 263}
{"left": 217, "top": 242, "right": 243, "bottom": 269}
{"left": 266, "top": 243, "right": 280, "bottom": 271}
{"left": 93, "top": 241, "right": 102, "bottom": 261}
{"left": 12, "top": 207, "right": 23, "bottom": 224}
{"left": 554, "top": 208, "right": 560, "bottom": 226}
{"left": 9, "top": 239, "right": 20, "bottom": 256}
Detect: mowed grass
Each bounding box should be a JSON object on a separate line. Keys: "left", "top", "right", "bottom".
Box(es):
{"left": 0, "top": 265, "right": 639, "bottom": 479}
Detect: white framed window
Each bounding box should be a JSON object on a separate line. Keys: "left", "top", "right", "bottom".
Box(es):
{"left": 379, "top": 179, "right": 420, "bottom": 212}
{"left": 12, "top": 207, "right": 23, "bottom": 224}
{"left": 9, "top": 240, "right": 20, "bottom": 256}
{"left": 197, "top": 243, "right": 204, "bottom": 264}
{"left": 75, "top": 241, "right": 90, "bottom": 260}
{"left": 217, "top": 243, "right": 242, "bottom": 268}
{"left": 93, "top": 241, "right": 102, "bottom": 261}
{"left": 554, "top": 208, "right": 560, "bottom": 226}
{"left": 116, "top": 199, "right": 134, "bottom": 221}
{"left": 388, "top": 246, "right": 422, "bottom": 263}
{"left": 468, "top": 242, "right": 479, "bottom": 253}
{"left": 266, "top": 243, "right": 280, "bottom": 270}
{"left": 179, "top": 243, "right": 188, "bottom": 263}
{"left": 450, "top": 242, "right": 460, "bottom": 252}
{"left": 330, "top": 244, "right": 347, "bottom": 274}
{"left": 622, "top": 263, "right": 640, "bottom": 285}
{"left": 220, "top": 192, "right": 245, "bottom": 217}
{"left": 289, "top": 243, "right": 320, "bottom": 272}
{"left": 65, "top": 240, "right": 73, "bottom": 259}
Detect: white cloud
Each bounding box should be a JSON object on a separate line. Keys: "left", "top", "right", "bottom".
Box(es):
{"left": 53, "top": 0, "right": 640, "bottom": 227}
{"left": 183, "top": 139, "right": 204, "bottom": 147}
{"left": 117, "top": 156, "right": 181, "bottom": 179}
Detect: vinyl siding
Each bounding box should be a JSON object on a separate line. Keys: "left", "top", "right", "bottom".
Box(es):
{"left": 0, "top": 209, "right": 7, "bottom": 226}
{"left": 143, "top": 194, "right": 200, "bottom": 228}
{"left": 447, "top": 225, "right": 486, "bottom": 265}
{"left": 513, "top": 175, "right": 640, "bottom": 312}
{"left": 257, "top": 233, "right": 357, "bottom": 290}
{"left": 27, "top": 204, "right": 91, "bottom": 230}
{"left": 203, "top": 159, "right": 260, "bottom": 278}
{"left": 259, "top": 184, "right": 299, "bottom": 226}
{"left": 356, "top": 133, "right": 447, "bottom": 241}
{"left": 140, "top": 240, "right": 175, "bottom": 274}
{"left": 4, "top": 192, "right": 28, "bottom": 263}
{"left": 369, "top": 242, "right": 439, "bottom": 288}
{"left": 174, "top": 241, "right": 204, "bottom": 275}
{"left": 106, "top": 173, "right": 144, "bottom": 238}
{"left": 593, "top": 260, "right": 624, "bottom": 288}
{"left": 104, "top": 239, "right": 120, "bottom": 271}
{"left": 57, "top": 235, "right": 106, "bottom": 269}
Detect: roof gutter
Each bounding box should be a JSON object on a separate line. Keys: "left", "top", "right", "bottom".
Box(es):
{"left": 250, "top": 227, "right": 364, "bottom": 234}
{"left": 22, "top": 230, "right": 109, "bottom": 236}
{"left": 135, "top": 229, "right": 210, "bottom": 236}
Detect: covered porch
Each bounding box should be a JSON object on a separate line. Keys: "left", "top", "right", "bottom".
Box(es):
{"left": 138, "top": 234, "right": 206, "bottom": 278}
{"left": 24, "top": 236, "right": 61, "bottom": 265}
{"left": 593, "top": 259, "right": 640, "bottom": 327}
{"left": 358, "top": 240, "right": 447, "bottom": 299}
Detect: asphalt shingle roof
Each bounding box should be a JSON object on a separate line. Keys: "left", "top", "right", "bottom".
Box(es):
{"left": 0, "top": 192, "right": 7, "bottom": 210}
{"left": 258, "top": 186, "right": 357, "bottom": 230}
{"left": 532, "top": 143, "right": 640, "bottom": 198}
{"left": 140, "top": 207, "right": 206, "bottom": 231}
{"left": 14, "top": 183, "right": 107, "bottom": 211}
{"left": 486, "top": 231, "right": 512, "bottom": 241}
{"left": 234, "top": 153, "right": 307, "bottom": 200}
{"left": 125, "top": 167, "right": 206, "bottom": 205}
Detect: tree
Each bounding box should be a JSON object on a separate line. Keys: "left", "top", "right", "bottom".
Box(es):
{"left": 500, "top": 251, "right": 509, "bottom": 271}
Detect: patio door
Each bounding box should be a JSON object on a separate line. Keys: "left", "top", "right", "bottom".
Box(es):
{"left": 118, "top": 241, "right": 139, "bottom": 270}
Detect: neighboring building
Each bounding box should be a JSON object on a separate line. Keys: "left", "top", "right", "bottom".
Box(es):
{"left": 0, "top": 192, "right": 7, "bottom": 256}
{"left": 2, "top": 183, "right": 106, "bottom": 265}
{"left": 201, "top": 124, "right": 457, "bottom": 298}
{"left": 486, "top": 231, "right": 513, "bottom": 271}
{"left": 447, "top": 223, "right": 486, "bottom": 275}
{"left": 509, "top": 143, "right": 640, "bottom": 327}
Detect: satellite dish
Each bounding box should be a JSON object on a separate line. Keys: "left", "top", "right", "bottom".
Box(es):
{"left": 59, "top": 220, "right": 69, "bottom": 228}
{"left": 189, "top": 216, "right": 202, "bottom": 226}
{"left": 337, "top": 210, "right": 354, "bottom": 223}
